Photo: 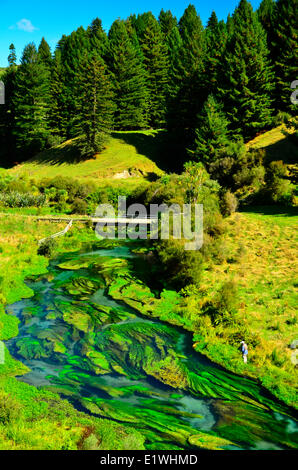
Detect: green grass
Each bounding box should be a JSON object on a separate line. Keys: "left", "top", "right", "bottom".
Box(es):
{"left": 9, "top": 130, "right": 167, "bottom": 184}
{"left": 246, "top": 124, "right": 297, "bottom": 165}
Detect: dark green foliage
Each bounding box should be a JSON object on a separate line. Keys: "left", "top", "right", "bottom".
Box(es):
{"left": 155, "top": 238, "right": 204, "bottom": 288}
{"left": 0, "top": 3, "right": 296, "bottom": 179}
{"left": 272, "top": 0, "right": 298, "bottom": 112}
{"left": 12, "top": 43, "right": 51, "bottom": 157}
{"left": 48, "top": 49, "right": 66, "bottom": 137}
{"left": 168, "top": 4, "right": 206, "bottom": 140}
{"left": 38, "top": 38, "right": 52, "bottom": 69}
{"left": 57, "top": 27, "right": 91, "bottom": 138}
{"left": 0, "top": 56, "right": 17, "bottom": 166}
{"left": 257, "top": 0, "right": 276, "bottom": 48}
{"left": 158, "top": 9, "right": 177, "bottom": 37}
{"left": 204, "top": 14, "right": 228, "bottom": 97}
{"left": 73, "top": 51, "right": 115, "bottom": 156}
{"left": 190, "top": 95, "right": 231, "bottom": 167}
{"left": 8, "top": 43, "right": 17, "bottom": 67}
{"left": 107, "top": 20, "right": 149, "bottom": 129}
{"left": 136, "top": 13, "right": 169, "bottom": 127}
{"left": 71, "top": 198, "right": 88, "bottom": 214}
{"left": 37, "top": 238, "right": 58, "bottom": 258}
{"left": 87, "top": 18, "right": 108, "bottom": 57}
{"left": 219, "top": 0, "right": 274, "bottom": 139}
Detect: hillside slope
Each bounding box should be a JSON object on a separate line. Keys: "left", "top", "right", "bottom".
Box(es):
{"left": 9, "top": 130, "right": 166, "bottom": 183}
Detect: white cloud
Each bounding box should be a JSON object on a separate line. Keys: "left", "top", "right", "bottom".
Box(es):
{"left": 9, "top": 19, "right": 38, "bottom": 33}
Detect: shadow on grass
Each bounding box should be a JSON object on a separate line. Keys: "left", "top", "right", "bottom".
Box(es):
{"left": 112, "top": 130, "right": 186, "bottom": 173}
{"left": 240, "top": 204, "right": 298, "bottom": 218}
{"left": 28, "top": 139, "right": 88, "bottom": 166}
{"left": 263, "top": 134, "right": 298, "bottom": 165}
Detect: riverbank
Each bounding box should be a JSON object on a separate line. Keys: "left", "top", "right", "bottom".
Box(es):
{"left": 0, "top": 210, "right": 297, "bottom": 449}
{"left": 102, "top": 208, "right": 298, "bottom": 410}
{"left": 0, "top": 214, "right": 146, "bottom": 450}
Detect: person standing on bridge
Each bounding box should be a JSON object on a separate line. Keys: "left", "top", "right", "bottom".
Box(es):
{"left": 240, "top": 341, "right": 248, "bottom": 363}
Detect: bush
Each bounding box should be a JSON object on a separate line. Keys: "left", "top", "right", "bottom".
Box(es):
{"left": 71, "top": 198, "right": 88, "bottom": 214}
{"left": 0, "top": 191, "right": 46, "bottom": 208}
{"left": 0, "top": 391, "right": 22, "bottom": 424}
{"left": 155, "top": 239, "right": 204, "bottom": 289}
{"left": 220, "top": 191, "right": 238, "bottom": 216}
{"left": 37, "top": 238, "right": 58, "bottom": 258}
{"left": 204, "top": 280, "right": 238, "bottom": 326}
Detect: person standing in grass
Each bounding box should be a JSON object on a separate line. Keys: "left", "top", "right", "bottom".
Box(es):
{"left": 240, "top": 341, "right": 248, "bottom": 363}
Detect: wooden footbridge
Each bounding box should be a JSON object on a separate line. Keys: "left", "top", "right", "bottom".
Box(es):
{"left": 37, "top": 215, "right": 158, "bottom": 244}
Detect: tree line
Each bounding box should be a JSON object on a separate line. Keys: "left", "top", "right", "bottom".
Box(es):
{"left": 0, "top": 0, "right": 297, "bottom": 165}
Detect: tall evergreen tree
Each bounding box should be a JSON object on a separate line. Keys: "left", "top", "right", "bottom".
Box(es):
{"left": 219, "top": 0, "right": 274, "bottom": 139}
{"left": 8, "top": 43, "right": 17, "bottom": 67}
{"left": 159, "top": 9, "right": 177, "bottom": 38}
{"left": 257, "top": 0, "right": 276, "bottom": 46}
{"left": 0, "top": 45, "right": 17, "bottom": 165}
{"left": 73, "top": 51, "right": 114, "bottom": 156}
{"left": 273, "top": 0, "right": 298, "bottom": 112}
{"left": 168, "top": 4, "right": 206, "bottom": 137}
{"left": 58, "top": 27, "right": 91, "bottom": 137}
{"left": 107, "top": 20, "right": 149, "bottom": 129}
{"left": 190, "top": 94, "right": 231, "bottom": 167}
{"left": 135, "top": 13, "right": 169, "bottom": 127}
{"left": 48, "top": 48, "right": 66, "bottom": 137}
{"left": 87, "top": 18, "right": 108, "bottom": 58}
{"left": 13, "top": 43, "right": 50, "bottom": 157}
{"left": 204, "top": 13, "right": 228, "bottom": 97}
{"left": 38, "top": 38, "right": 52, "bottom": 68}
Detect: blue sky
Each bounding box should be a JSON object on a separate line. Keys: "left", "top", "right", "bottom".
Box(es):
{"left": 0, "top": 0, "right": 262, "bottom": 67}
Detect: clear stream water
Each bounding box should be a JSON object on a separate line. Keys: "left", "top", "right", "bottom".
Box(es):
{"left": 4, "top": 242, "right": 298, "bottom": 450}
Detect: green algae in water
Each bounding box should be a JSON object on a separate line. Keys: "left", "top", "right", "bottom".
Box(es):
{"left": 4, "top": 241, "right": 298, "bottom": 450}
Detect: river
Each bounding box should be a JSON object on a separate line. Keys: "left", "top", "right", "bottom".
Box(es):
{"left": 4, "top": 241, "right": 298, "bottom": 450}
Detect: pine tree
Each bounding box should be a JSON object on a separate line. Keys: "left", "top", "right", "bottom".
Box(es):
{"left": 168, "top": 4, "right": 206, "bottom": 136}
{"left": 13, "top": 43, "right": 50, "bottom": 157}
{"left": 135, "top": 13, "right": 169, "bottom": 127}
{"left": 58, "top": 27, "right": 91, "bottom": 137}
{"left": 273, "top": 0, "right": 298, "bottom": 112}
{"left": 159, "top": 9, "right": 177, "bottom": 38}
{"left": 190, "top": 94, "right": 231, "bottom": 167}
{"left": 107, "top": 19, "right": 149, "bottom": 129}
{"left": 204, "top": 12, "right": 228, "bottom": 97}
{"left": 219, "top": 0, "right": 274, "bottom": 139}
{"left": 73, "top": 51, "right": 115, "bottom": 156}
{"left": 8, "top": 43, "right": 17, "bottom": 67}
{"left": 166, "top": 26, "right": 183, "bottom": 99}
{"left": 38, "top": 38, "right": 52, "bottom": 68}
{"left": 87, "top": 18, "right": 108, "bottom": 58}
{"left": 0, "top": 45, "right": 17, "bottom": 165}
{"left": 48, "top": 48, "right": 66, "bottom": 138}
{"left": 257, "top": 0, "right": 276, "bottom": 46}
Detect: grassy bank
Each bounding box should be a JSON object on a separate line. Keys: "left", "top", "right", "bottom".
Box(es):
{"left": 8, "top": 130, "right": 166, "bottom": 183}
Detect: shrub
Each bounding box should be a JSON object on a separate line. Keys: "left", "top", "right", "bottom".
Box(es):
{"left": 0, "top": 391, "right": 22, "bottom": 424}
{"left": 37, "top": 238, "right": 58, "bottom": 258}
{"left": 220, "top": 190, "right": 238, "bottom": 216}
{"left": 0, "top": 192, "right": 46, "bottom": 208}
{"left": 71, "top": 198, "right": 88, "bottom": 214}
{"left": 155, "top": 239, "right": 204, "bottom": 289}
